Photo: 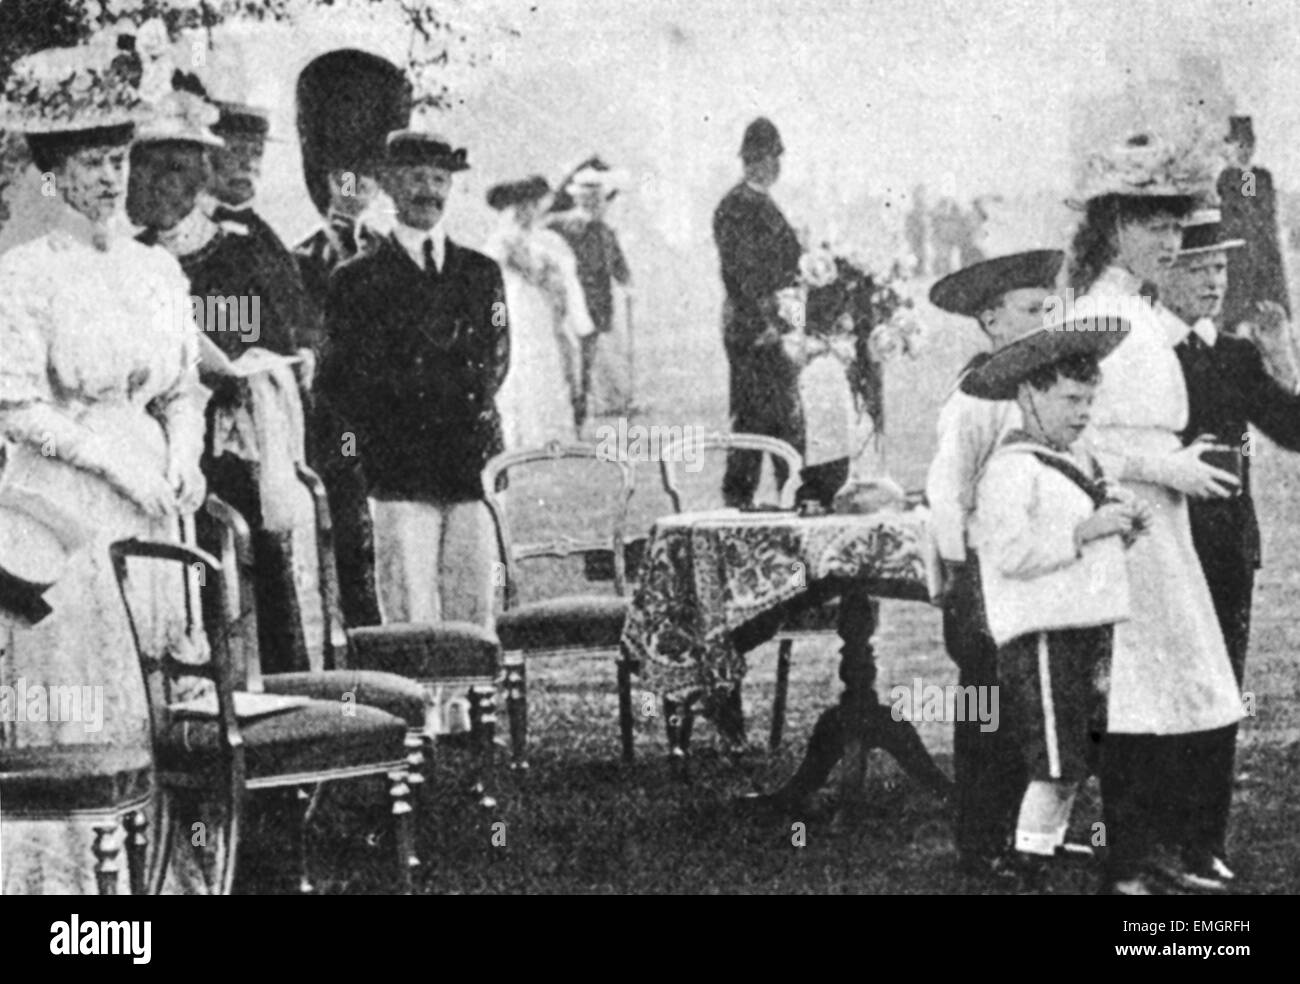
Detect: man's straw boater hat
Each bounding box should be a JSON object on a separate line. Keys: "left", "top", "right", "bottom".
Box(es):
{"left": 1068, "top": 132, "right": 1222, "bottom": 209}
{"left": 1178, "top": 207, "right": 1245, "bottom": 257}
{"left": 961, "top": 313, "right": 1133, "bottom": 401}
{"left": 929, "top": 249, "right": 1064, "bottom": 319}
{"left": 385, "top": 128, "right": 470, "bottom": 171}
{"left": 0, "top": 43, "right": 146, "bottom": 135}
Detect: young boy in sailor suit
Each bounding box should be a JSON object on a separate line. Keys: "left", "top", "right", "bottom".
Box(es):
{"left": 966, "top": 320, "right": 1150, "bottom": 880}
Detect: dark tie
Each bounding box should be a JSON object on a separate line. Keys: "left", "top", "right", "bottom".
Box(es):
{"left": 423, "top": 238, "right": 439, "bottom": 278}
{"left": 330, "top": 216, "right": 358, "bottom": 258}
{"left": 214, "top": 204, "right": 254, "bottom": 225}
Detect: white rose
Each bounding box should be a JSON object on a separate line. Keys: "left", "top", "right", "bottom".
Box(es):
{"left": 799, "top": 249, "right": 838, "bottom": 288}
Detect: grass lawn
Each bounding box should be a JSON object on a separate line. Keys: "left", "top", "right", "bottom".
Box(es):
{"left": 240, "top": 276, "right": 1300, "bottom": 895}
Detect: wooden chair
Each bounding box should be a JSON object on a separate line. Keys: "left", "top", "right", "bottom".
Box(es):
{"left": 110, "top": 534, "right": 418, "bottom": 895}
{"left": 288, "top": 465, "right": 501, "bottom": 811}
{"left": 482, "top": 441, "right": 637, "bottom": 767}
{"left": 657, "top": 432, "right": 839, "bottom": 752}
{"left": 200, "top": 472, "right": 428, "bottom": 788}
{"left": 246, "top": 465, "right": 504, "bottom": 812}
{"left": 0, "top": 748, "right": 155, "bottom": 894}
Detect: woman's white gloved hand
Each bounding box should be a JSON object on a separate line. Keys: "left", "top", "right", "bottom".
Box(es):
{"left": 1128, "top": 438, "right": 1240, "bottom": 499}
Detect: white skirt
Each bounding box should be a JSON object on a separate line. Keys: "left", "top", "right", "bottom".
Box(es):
{"left": 1102, "top": 428, "right": 1243, "bottom": 734}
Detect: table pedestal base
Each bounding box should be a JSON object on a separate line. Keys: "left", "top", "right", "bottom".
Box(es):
{"left": 744, "top": 580, "right": 953, "bottom": 811}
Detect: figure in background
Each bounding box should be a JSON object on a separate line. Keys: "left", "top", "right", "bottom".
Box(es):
{"left": 293, "top": 49, "right": 412, "bottom": 630}
{"left": 486, "top": 175, "right": 594, "bottom": 449}
{"left": 0, "top": 47, "right": 208, "bottom": 893}
{"left": 548, "top": 157, "right": 634, "bottom": 425}
{"left": 905, "top": 183, "right": 929, "bottom": 276}
{"left": 713, "top": 117, "right": 804, "bottom": 507}
{"left": 1218, "top": 116, "right": 1291, "bottom": 332}
{"left": 318, "top": 130, "right": 508, "bottom": 627}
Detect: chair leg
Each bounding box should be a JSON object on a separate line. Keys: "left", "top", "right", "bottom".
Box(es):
{"left": 147, "top": 790, "right": 174, "bottom": 896}
{"left": 503, "top": 652, "right": 529, "bottom": 771}
{"left": 92, "top": 822, "right": 121, "bottom": 895}
{"left": 404, "top": 729, "right": 426, "bottom": 865}
{"left": 293, "top": 785, "right": 321, "bottom": 894}
{"left": 123, "top": 809, "right": 149, "bottom": 896}
{"left": 467, "top": 685, "right": 499, "bottom": 810}
{"left": 389, "top": 768, "right": 416, "bottom": 895}
{"left": 617, "top": 659, "right": 635, "bottom": 763}
{"left": 663, "top": 697, "right": 694, "bottom": 780}
{"left": 771, "top": 638, "right": 794, "bottom": 751}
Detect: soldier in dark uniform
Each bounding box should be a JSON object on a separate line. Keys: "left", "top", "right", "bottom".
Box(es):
{"left": 1158, "top": 207, "right": 1300, "bottom": 890}
{"left": 1217, "top": 116, "right": 1291, "bottom": 333}
{"left": 713, "top": 117, "right": 804, "bottom": 507}
{"left": 292, "top": 50, "right": 412, "bottom": 629}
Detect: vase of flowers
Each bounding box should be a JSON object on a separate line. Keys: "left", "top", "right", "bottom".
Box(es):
{"left": 777, "top": 244, "right": 921, "bottom": 485}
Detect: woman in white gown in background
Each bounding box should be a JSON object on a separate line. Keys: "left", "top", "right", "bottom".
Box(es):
{"left": 484, "top": 176, "right": 594, "bottom": 449}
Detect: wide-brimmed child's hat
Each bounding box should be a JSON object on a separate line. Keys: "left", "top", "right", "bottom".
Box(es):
{"left": 929, "top": 249, "right": 1064, "bottom": 318}
{"left": 961, "top": 314, "right": 1132, "bottom": 400}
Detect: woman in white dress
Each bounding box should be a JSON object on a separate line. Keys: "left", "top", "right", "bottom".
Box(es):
{"left": 0, "top": 46, "right": 209, "bottom": 893}
{"left": 484, "top": 176, "right": 594, "bottom": 449}
{"left": 1071, "top": 134, "right": 1243, "bottom": 895}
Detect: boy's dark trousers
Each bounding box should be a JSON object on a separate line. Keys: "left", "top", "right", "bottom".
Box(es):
{"left": 943, "top": 557, "right": 1025, "bottom": 859}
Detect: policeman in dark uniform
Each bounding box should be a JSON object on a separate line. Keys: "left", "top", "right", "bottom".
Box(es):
{"left": 293, "top": 51, "right": 413, "bottom": 628}
{"left": 1217, "top": 116, "right": 1291, "bottom": 333}
{"left": 1159, "top": 206, "right": 1300, "bottom": 887}
{"left": 712, "top": 117, "right": 804, "bottom": 507}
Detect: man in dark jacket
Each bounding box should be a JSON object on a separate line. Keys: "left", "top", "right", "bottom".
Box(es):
{"left": 205, "top": 101, "right": 323, "bottom": 360}
{"left": 713, "top": 116, "right": 804, "bottom": 507}
{"left": 1217, "top": 116, "right": 1291, "bottom": 333}
{"left": 1158, "top": 206, "right": 1300, "bottom": 890}
{"left": 317, "top": 130, "right": 509, "bottom": 627}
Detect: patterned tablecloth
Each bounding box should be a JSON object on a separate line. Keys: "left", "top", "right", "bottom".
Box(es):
{"left": 621, "top": 507, "right": 941, "bottom": 702}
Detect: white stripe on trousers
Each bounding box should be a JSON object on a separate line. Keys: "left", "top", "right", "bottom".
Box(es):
{"left": 1038, "top": 632, "right": 1061, "bottom": 780}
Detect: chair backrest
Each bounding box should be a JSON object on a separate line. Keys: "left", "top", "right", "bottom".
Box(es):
{"left": 109, "top": 534, "right": 245, "bottom": 775}
{"left": 201, "top": 464, "right": 348, "bottom": 675}
{"left": 201, "top": 495, "right": 265, "bottom": 690}
{"left": 482, "top": 440, "right": 635, "bottom": 609}
{"left": 658, "top": 431, "right": 803, "bottom": 513}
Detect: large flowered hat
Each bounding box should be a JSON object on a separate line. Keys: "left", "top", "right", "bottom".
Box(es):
{"left": 1, "top": 43, "right": 146, "bottom": 135}
{"left": 1070, "top": 132, "right": 1224, "bottom": 208}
